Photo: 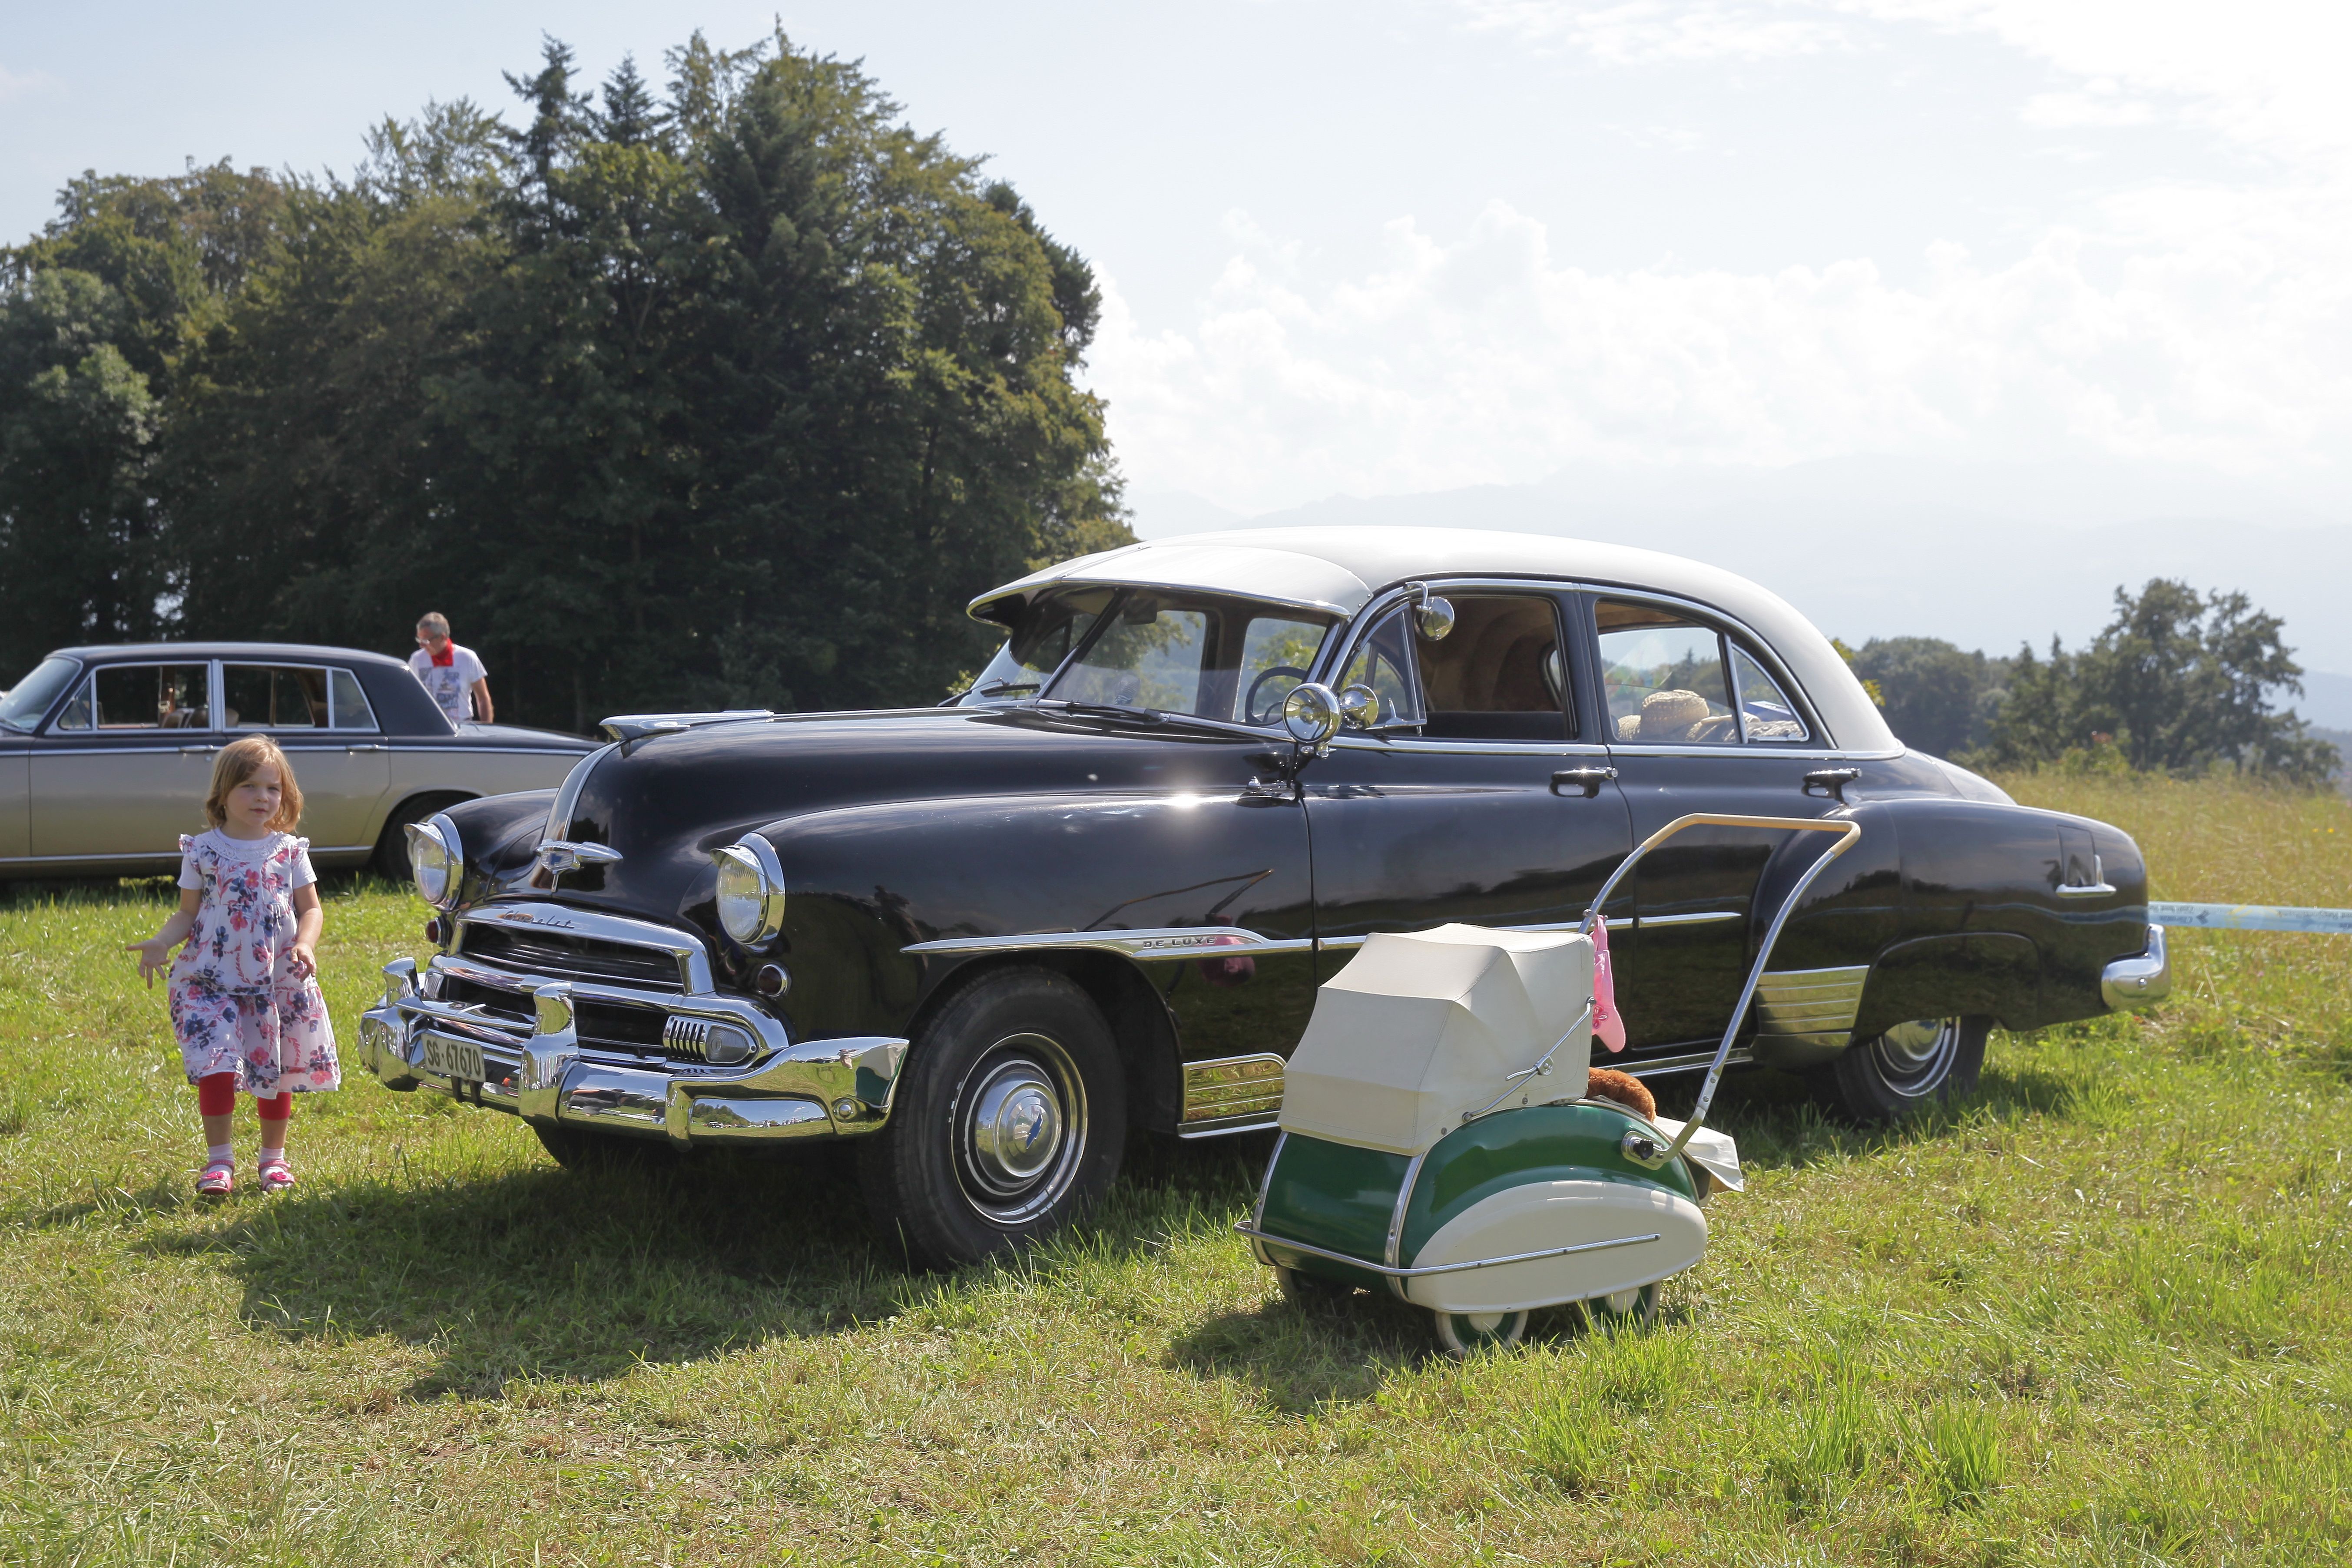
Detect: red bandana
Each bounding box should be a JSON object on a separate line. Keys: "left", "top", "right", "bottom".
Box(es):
{"left": 429, "top": 644, "right": 455, "bottom": 668}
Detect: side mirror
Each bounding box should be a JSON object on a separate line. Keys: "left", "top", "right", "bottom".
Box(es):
{"left": 1413, "top": 595, "right": 1455, "bottom": 642}
{"left": 1283, "top": 682, "right": 1342, "bottom": 749}
{"left": 1338, "top": 683, "right": 1381, "bottom": 729}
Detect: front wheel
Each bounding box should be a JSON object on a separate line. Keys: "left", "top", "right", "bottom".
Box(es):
{"left": 1811, "top": 1015, "right": 1988, "bottom": 1125}
{"left": 858, "top": 967, "right": 1127, "bottom": 1270}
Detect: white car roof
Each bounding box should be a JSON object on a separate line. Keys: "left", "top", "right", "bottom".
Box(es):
{"left": 971, "top": 526, "right": 1898, "bottom": 753}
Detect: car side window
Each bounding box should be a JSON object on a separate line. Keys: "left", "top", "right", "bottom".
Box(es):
{"left": 1596, "top": 601, "right": 1737, "bottom": 745}
{"left": 1337, "top": 608, "right": 1425, "bottom": 729}
{"left": 222, "top": 665, "right": 330, "bottom": 729}
{"left": 54, "top": 664, "right": 212, "bottom": 732}
{"left": 327, "top": 668, "right": 378, "bottom": 731}
{"left": 1413, "top": 594, "right": 1570, "bottom": 742}
{"left": 1730, "top": 645, "right": 1809, "bottom": 742}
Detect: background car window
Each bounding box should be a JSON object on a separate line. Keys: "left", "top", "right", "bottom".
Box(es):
{"left": 56, "top": 664, "right": 211, "bottom": 732}
{"left": 223, "top": 665, "right": 330, "bottom": 729}
{"left": 0, "top": 656, "right": 81, "bottom": 731}
{"left": 962, "top": 588, "right": 1113, "bottom": 705}
{"left": 1414, "top": 595, "right": 1569, "bottom": 741}
{"left": 1054, "top": 598, "right": 1211, "bottom": 712}
{"left": 1597, "top": 602, "right": 1736, "bottom": 745}
{"left": 327, "top": 667, "right": 378, "bottom": 731}
{"left": 1233, "top": 615, "right": 1329, "bottom": 724}
{"left": 1337, "top": 608, "right": 1425, "bottom": 728}
{"left": 1730, "top": 645, "right": 1809, "bottom": 742}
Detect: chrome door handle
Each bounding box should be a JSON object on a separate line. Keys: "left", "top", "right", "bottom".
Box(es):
{"left": 1551, "top": 766, "right": 1617, "bottom": 798}
{"left": 177, "top": 744, "right": 220, "bottom": 755}
{"left": 345, "top": 742, "right": 388, "bottom": 752}
{"left": 1802, "top": 767, "right": 1860, "bottom": 802}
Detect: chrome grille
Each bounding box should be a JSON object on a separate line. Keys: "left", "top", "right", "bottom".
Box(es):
{"left": 459, "top": 924, "right": 686, "bottom": 989}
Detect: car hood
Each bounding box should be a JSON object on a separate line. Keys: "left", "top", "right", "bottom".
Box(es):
{"left": 529, "top": 705, "right": 1283, "bottom": 930}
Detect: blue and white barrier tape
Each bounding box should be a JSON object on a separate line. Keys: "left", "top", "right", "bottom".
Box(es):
{"left": 2150, "top": 900, "right": 2352, "bottom": 936}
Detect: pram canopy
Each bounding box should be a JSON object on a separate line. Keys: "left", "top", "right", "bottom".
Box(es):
{"left": 1279, "top": 923, "right": 1594, "bottom": 1155}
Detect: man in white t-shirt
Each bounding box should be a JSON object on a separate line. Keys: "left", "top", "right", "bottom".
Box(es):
{"left": 407, "top": 612, "right": 494, "bottom": 726}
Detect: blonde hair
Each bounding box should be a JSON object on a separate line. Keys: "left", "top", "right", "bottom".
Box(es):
{"left": 205, "top": 736, "right": 305, "bottom": 831}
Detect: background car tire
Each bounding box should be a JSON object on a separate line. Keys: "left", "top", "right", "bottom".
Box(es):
{"left": 371, "top": 792, "right": 471, "bottom": 880}
{"left": 858, "top": 966, "right": 1127, "bottom": 1270}
{"left": 1810, "top": 1014, "right": 1989, "bottom": 1124}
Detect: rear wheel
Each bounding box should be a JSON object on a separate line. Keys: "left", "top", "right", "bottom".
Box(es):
{"left": 1432, "top": 1309, "right": 1528, "bottom": 1357}
{"left": 371, "top": 793, "right": 470, "bottom": 880}
{"left": 1812, "top": 1015, "right": 1988, "bottom": 1124}
{"left": 858, "top": 967, "right": 1126, "bottom": 1270}
{"left": 1582, "top": 1281, "right": 1660, "bottom": 1331}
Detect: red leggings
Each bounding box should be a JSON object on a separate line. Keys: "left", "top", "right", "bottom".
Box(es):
{"left": 196, "top": 1073, "right": 290, "bottom": 1121}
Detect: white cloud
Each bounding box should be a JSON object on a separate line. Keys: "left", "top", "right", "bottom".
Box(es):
{"left": 1093, "top": 2, "right": 2352, "bottom": 515}
{"left": 0, "top": 65, "right": 57, "bottom": 103}
{"left": 1457, "top": 0, "right": 1850, "bottom": 62}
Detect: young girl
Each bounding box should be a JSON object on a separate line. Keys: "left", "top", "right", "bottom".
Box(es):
{"left": 127, "top": 736, "right": 339, "bottom": 1195}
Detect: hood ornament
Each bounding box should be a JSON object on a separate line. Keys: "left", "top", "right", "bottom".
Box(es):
{"left": 531, "top": 840, "right": 624, "bottom": 889}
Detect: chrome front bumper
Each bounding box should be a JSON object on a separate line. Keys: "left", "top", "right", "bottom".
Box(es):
{"left": 2101, "top": 922, "right": 2171, "bottom": 1011}
{"left": 358, "top": 958, "right": 907, "bottom": 1149}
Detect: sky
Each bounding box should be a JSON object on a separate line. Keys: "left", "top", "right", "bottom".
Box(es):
{"left": 8, "top": 2, "right": 2352, "bottom": 695}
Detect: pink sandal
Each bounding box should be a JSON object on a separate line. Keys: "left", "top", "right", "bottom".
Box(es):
{"left": 197, "top": 1158, "right": 234, "bottom": 1197}
{"left": 256, "top": 1154, "right": 295, "bottom": 1193}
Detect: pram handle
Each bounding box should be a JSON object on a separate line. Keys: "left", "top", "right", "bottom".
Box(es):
{"left": 1581, "top": 812, "right": 1863, "bottom": 1173}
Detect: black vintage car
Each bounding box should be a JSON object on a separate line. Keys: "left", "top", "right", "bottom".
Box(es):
{"left": 359, "top": 528, "right": 2169, "bottom": 1267}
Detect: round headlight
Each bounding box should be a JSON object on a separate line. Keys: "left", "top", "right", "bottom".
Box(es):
{"left": 405, "top": 817, "right": 462, "bottom": 910}
{"left": 710, "top": 837, "right": 786, "bottom": 946}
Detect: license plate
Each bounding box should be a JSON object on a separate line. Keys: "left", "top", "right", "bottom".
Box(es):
{"left": 420, "top": 1035, "right": 486, "bottom": 1082}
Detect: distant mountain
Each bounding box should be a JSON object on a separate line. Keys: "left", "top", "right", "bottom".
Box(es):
{"left": 2295, "top": 673, "right": 2352, "bottom": 731}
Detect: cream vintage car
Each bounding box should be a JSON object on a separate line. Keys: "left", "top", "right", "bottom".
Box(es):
{"left": 0, "top": 642, "right": 596, "bottom": 880}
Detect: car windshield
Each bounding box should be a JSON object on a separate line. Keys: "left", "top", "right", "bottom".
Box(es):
{"left": 967, "top": 589, "right": 1335, "bottom": 725}
{"left": 0, "top": 656, "right": 81, "bottom": 732}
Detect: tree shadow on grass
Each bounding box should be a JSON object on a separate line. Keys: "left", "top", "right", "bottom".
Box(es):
{"left": 128, "top": 1129, "right": 1289, "bottom": 1401}
{"left": 139, "top": 1143, "right": 901, "bottom": 1397}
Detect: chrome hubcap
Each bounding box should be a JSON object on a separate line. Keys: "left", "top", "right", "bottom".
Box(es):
{"left": 952, "top": 1032, "right": 1088, "bottom": 1226}
{"left": 968, "top": 1065, "right": 1063, "bottom": 1188}
{"left": 1872, "top": 1017, "right": 1959, "bottom": 1095}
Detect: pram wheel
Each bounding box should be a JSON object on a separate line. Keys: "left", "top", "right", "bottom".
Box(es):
{"left": 1432, "top": 1309, "right": 1528, "bottom": 1357}
{"left": 1274, "top": 1266, "right": 1356, "bottom": 1313}
{"left": 1581, "top": 1282, "right": 1660, "bottom": 1331}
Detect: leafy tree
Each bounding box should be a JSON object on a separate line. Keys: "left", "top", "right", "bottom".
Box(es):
{"left": 1982, "top": 579, "right": 2339, "bottom": 784}
{"left": 1, "top": 30, "right": 1129, "bottom": 729}
{"left": 1848, "top": 637, "right": 2010, "bottom": 758}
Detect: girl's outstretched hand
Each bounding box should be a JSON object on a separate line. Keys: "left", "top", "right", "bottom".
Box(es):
{"left": 287, "top": 941, "right": 318, "bottom": 981}
{"left": 126, "top": 935, "right": 179, "bottom": 988}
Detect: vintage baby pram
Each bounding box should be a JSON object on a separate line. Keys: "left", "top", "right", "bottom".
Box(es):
{"left": 1237, "top": 813, "right": 1860, "bottom": 1354}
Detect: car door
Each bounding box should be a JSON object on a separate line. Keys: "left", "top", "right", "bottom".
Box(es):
{"left": 1584, "top": 592, "right": 1845, "bottom": 1051}
{"left": 219, "top": 661, "right": 391, "bottom": 855}
{"left": 29, "top": 661, "right": 220, "bottom": 865}
{"left": 1304, "top": 585, "right": 1635, "bottom": 968}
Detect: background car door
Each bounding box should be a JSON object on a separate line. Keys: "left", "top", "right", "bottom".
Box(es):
{"left": 1586, "top": 595, "right": 1845, "bottom": 1051}
{"left": 1305, "top": 588, "right": 1634, "bottom": 971}
{"left": 219, "top": 662, "right": 390, "bottom": 853}
{"left": 30, "top": 662, "right": 219, "bottom": 863}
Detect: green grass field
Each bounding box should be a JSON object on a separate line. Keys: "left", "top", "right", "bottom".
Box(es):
{"left": 4, "top": 774, "right": 2349, "bottom": 1565}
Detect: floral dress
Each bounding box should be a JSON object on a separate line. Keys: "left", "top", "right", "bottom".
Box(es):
{"left": 169, "top": 831, "right": 340, "bottom": 1094}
